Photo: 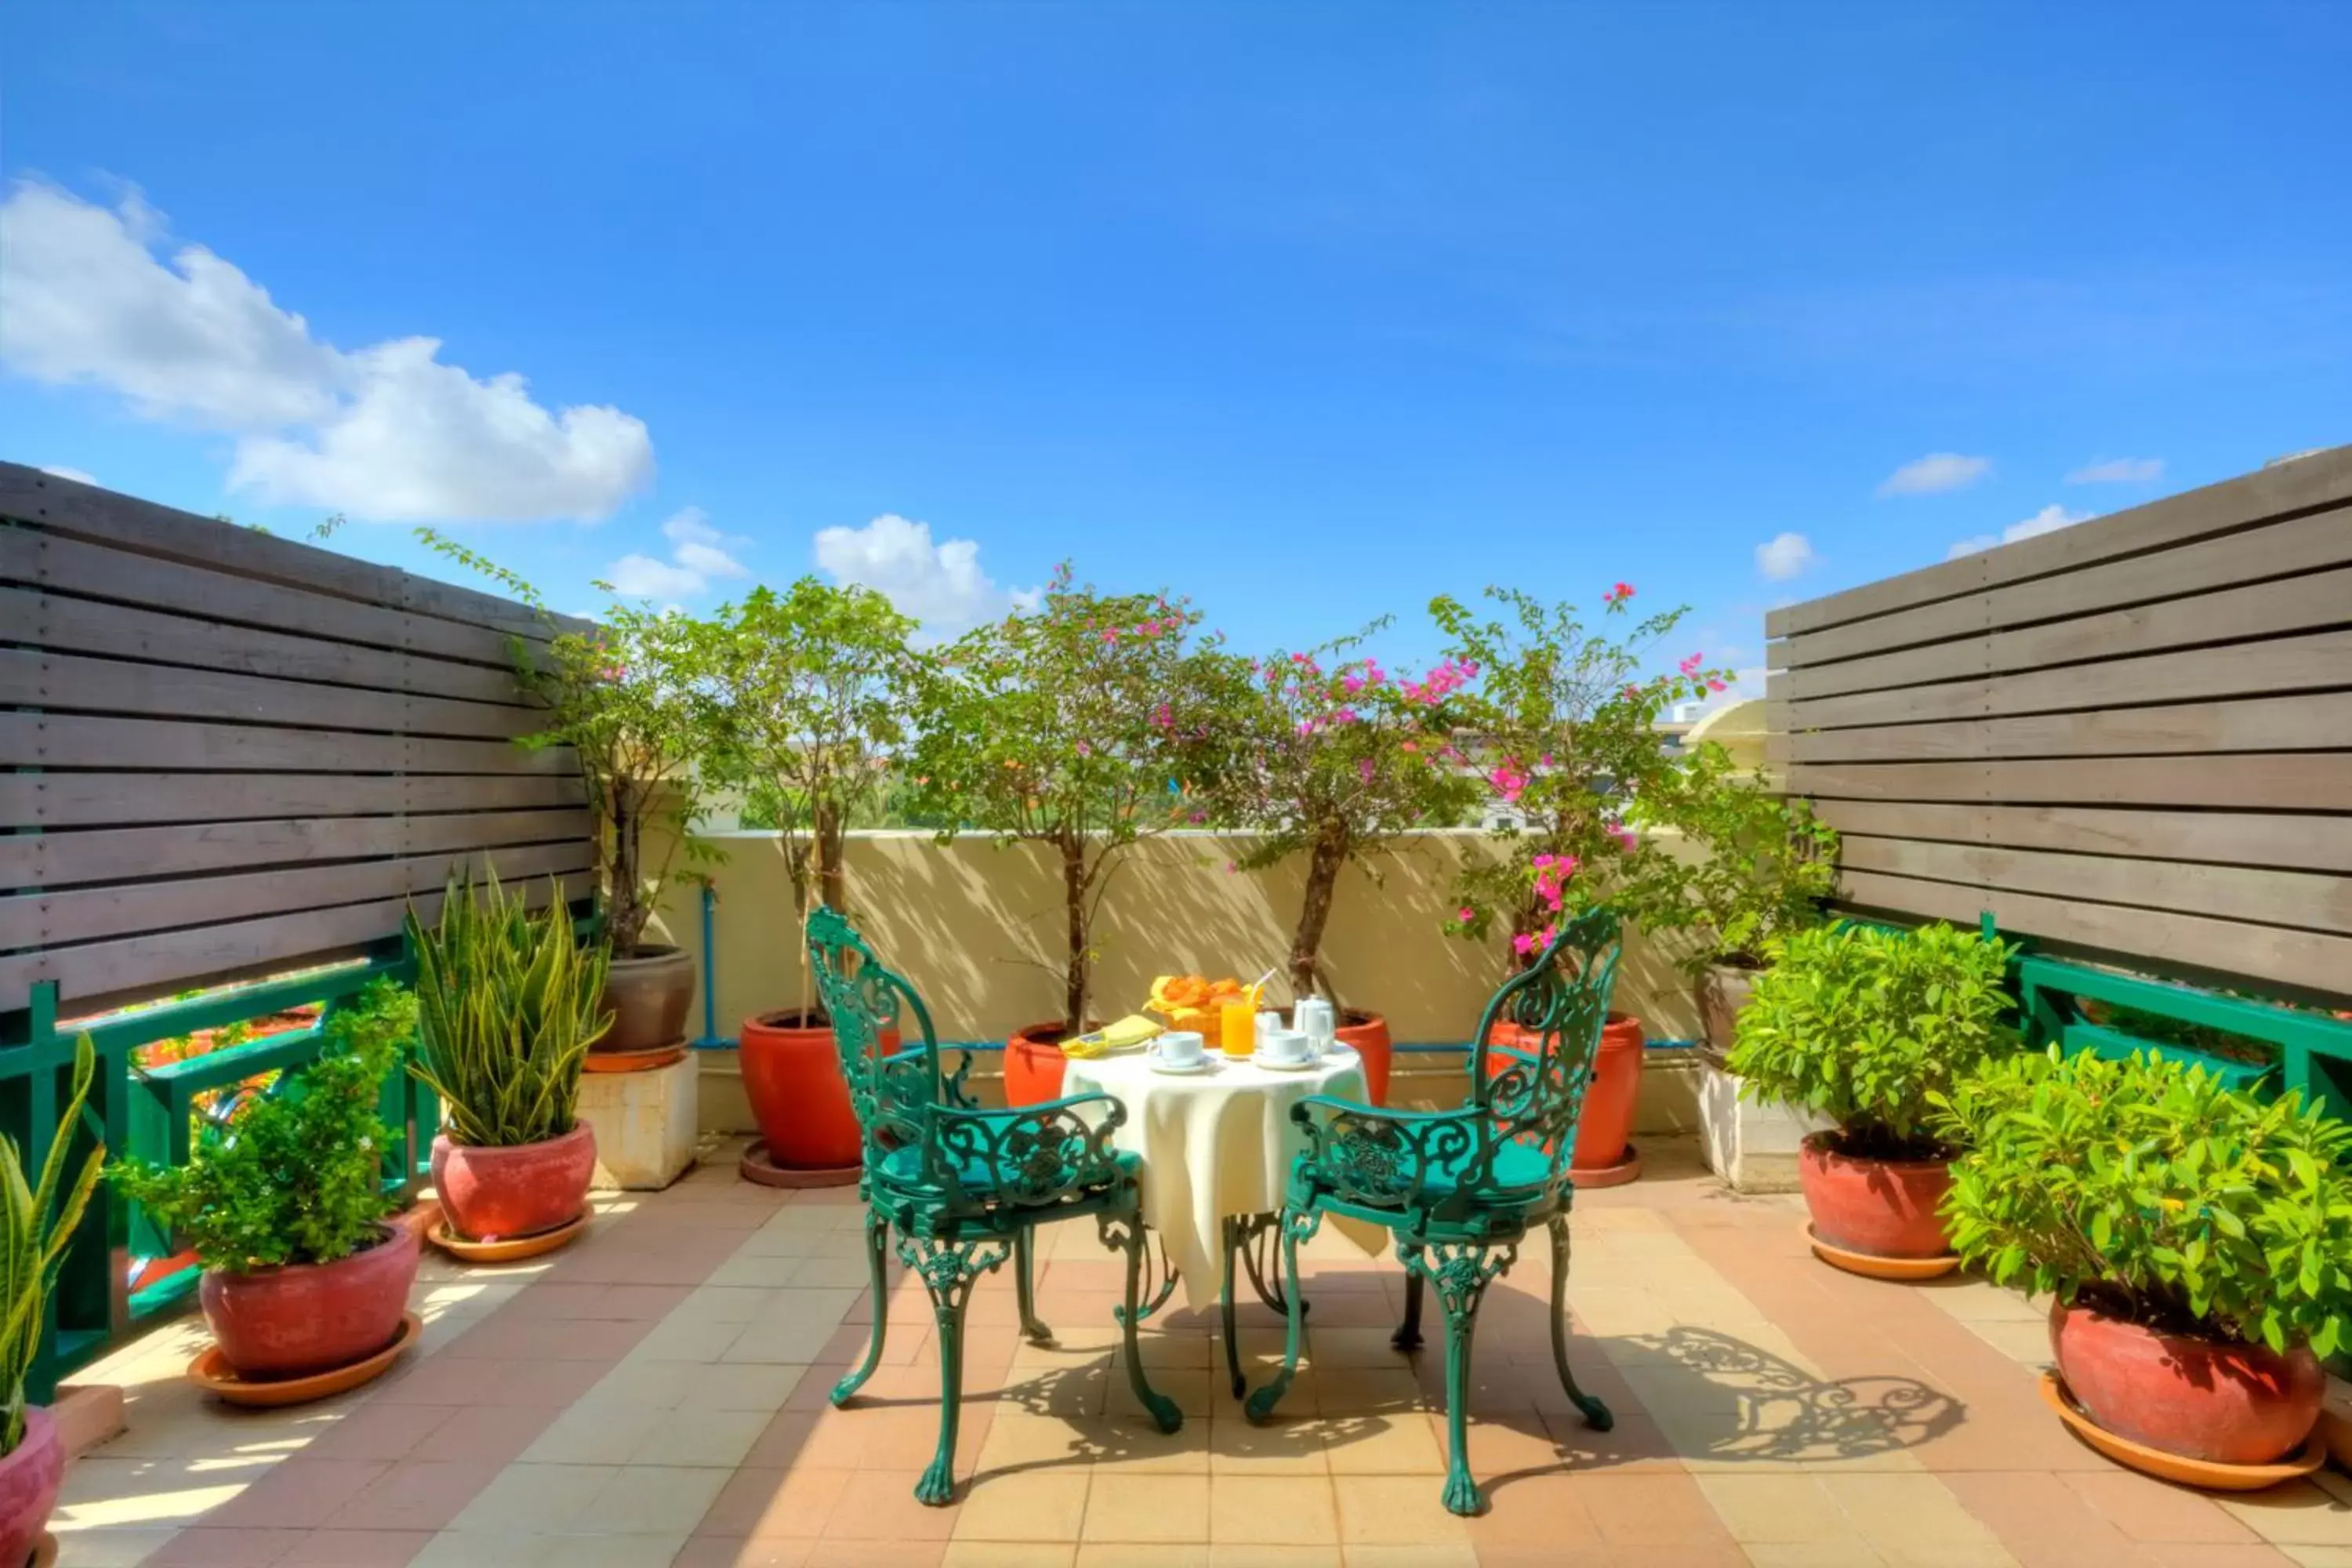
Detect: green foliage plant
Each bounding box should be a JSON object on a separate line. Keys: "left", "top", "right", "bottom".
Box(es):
{"left": 1192, "top": 622, "right": 1481, "bottom": 1007}
{"left": 1, "top": 1036, "right": 104, "bottom": 1456}
{"left": 1431, "top": 583, "right": 1737, "bottom": 962}
{"left": 407, "top": 870, "right": 611, "bottom": 1148}
{"left": 695, "top": 579, "right": 917, "bottom": 923}
{"left": 1933, "top": 1047, "right": 2352, "bottom": 1358}
{"left": 1726, "top": 921, "right": 2016, "bottom": 1160}
{"left": 111, "top": 985, "right": 410, "bottom": 1277}
{"left": 904, "top": 564, "right": 1218, "bottom": 1036}
{"left": 1648, "top": 753, "right": 1839, "bottom": 973}
{"left": 416, "top": 532, "right": 724, "bottom": 956}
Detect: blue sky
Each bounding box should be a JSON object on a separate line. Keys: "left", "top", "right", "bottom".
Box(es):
{"left": 5, "top": 2, "right": 2348, "bottom": 691}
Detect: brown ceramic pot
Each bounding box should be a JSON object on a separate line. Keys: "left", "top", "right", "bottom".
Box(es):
{"left": 0, "top": 1407, "right": 63, "bottom": 1568}
{"left": 2052, "top": 1299, "right": 2325, "bottom": 1465}
{"left": 200, "top": 1223, "right": 420, "bottom": 1381}
{"left": 600, "top": 945, "right": 695, "bottom": 1054}
{"left": 1796, "top": 1131, "right": 1953, "bottom": 1259}
{"left": 433, "top": 1122, "right": 597, "bottom": 1241}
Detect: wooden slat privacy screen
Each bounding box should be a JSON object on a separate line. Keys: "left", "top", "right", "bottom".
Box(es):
{"left": 0, "top": 464, "right": 598, "bottom": 1015}
{"left": 1765, "top": 446, "right": 2352, "bottom": 1002}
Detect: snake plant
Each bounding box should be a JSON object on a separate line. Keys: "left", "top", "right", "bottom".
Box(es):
{"left": 2, "top": 1035, "right": 105, "bottom": 1456}
{"left": 406, "top": 870, "right": 612, "bottom": 1149}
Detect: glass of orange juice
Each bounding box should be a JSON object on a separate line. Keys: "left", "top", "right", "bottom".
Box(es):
{"left": 1219, "top": 996, "right": 1257, "bottom": 1056}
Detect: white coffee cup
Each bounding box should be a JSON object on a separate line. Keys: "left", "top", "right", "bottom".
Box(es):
{"left": 1260, "top": 1028, "right": 1313, "bottom": 1065}
{"left": 1150, "top": 1030, "right": 1205, "bottom": 1069}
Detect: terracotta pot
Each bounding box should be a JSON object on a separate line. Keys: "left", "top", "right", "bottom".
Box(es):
{"left": 1486, "top": 1013, "right": 1646, "bottom": 1173}
{"left": 600, "top": 945, "right": 695, "bottom": 1054}
{"left": 1330, "top": 1010, "right": 1392, "bottom": 1107}
{"left": 0, "top": 1407, "right": 64, "bottom": 1568}
{"left": 1796, "top": 1132, "right": 1953, "bottom": 1259}
{"left": 1004, "top": 1020, "right": 1102, "bottom": 1108}
{"left": 740, "top": 1010, "right": 898, "bottom": 1170}
{"left": 433, "top": 1123, "right": 597, "bottom": 1242}
{"left": 2052, "top": 1298, "right": 2325, "bottom": 1465}
{"left": 1694, "top": 963, "right": 1758, "bottom": 1060}
{"left": 200, "top": 1223, "right": 419, "bottom": 1381}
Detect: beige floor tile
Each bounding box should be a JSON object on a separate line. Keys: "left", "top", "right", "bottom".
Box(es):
{"left": 673, "top": 1360, "right": 812, "bottom": 1413}
{"left": 1083, "top": 1474, "right": 1212, "bottom": 1543}
{"left": 1961, "top": 1319, "right": 2056, "bottom": 1367}
{"left": 1319, "top": 1414, "right": 1446, "bottom": 1475}
{"left": 633, "top": 1408, "right": 774, "bottom": 1468}
{"left": 1207, "top": 1548, "right": 1340, "bottom": 1567}
{"left": 725, "top": 1316, "right": 852, "bottom": 1366}
{"left": 712, "top": 1254, "right": 818, "bottom": 1289}
{"left": 449, "top": 1464, "right": 616, "bottom": 1532}
{"left": 945, "top": 1544, "right": 1078, "bottom": 1567}
{"left": 953, "top": 1469, "right": 1091, "bottom": 1541}
{"left": 1075, "top": 1548, "right": 1207, "bottom": 1568}
{"left": 1338, "top": 1546, "right": 1477, "bottom": 1568}
{"left": 41, "top": 1527, "right": 179, "bottom": 1567}
{"left": 522, "top": 1405, "right": 666, "bottom": 1465}
{"left": 1697, "top": 1473, "right": 1867, "bottom": 1544}
{"left": 1210, "top": 1475, "right": 1339, "bottom": 1545}
{"left": 1090, "top": 1415, "right": 1213, "bottom": 1474}
{"left": 1207, "top": 1417, "right": 1327, "bottom": 1475}
{"left": 2222, "top": 1483, "right": 2352, "bottom": 1548}
{"left": 628, "top": 1319, "right": 746, "bottom": 1363}
{"left": 1817, "top": 1473, "right": 2014, "bottom": 1565}
{"left": 1744, "top": 1544, "right": 1888, "bottom": 1566}
{"left": 1330, "top": 1475, "right": 1472, "bottom": 1545}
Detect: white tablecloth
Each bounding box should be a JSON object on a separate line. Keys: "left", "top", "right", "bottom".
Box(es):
{"left": 1064, "top": 1046, "right": 1388, "bottom": 1310}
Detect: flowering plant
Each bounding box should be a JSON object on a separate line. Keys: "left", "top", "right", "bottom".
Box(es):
{"left": 695, "top": 579, "right": 917, "bottom": 920}
{"left": 1431, "top": 584, "right": 1733, "bottom": 961}
{"left": 1196, "top": 623, "right": 1480, "bottom": 1005}
{"left": 905, "top": 565, "right": 1218, "bottom": 1036}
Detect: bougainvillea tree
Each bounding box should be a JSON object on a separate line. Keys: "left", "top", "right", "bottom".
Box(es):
{"left": 905, "top": 565, "right": 1217, "bottom": 1036}
{"left": 1432, "top": 583, "right": 1733, "bottom": 965}
{"left": 1196, "top": 625, "right": 1481, "bottom": 1006}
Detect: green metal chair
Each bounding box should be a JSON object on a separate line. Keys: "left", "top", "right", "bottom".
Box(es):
{"left": 1243, "top": 907, "right": 1624, "bottom": 1515}
{"left": 807, "top": 906, "right": 1182, "bottom": 1504}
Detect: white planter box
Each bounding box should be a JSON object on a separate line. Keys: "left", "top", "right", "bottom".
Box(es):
{"left": 579, "top": 1049, "right": 700, "bottom": 1190}
{"left": 1698, "top": 1055, "right": 1833, "bottom": 1194}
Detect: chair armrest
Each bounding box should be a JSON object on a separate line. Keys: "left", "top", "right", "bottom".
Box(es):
{"left": 926, "top": 1094, "right": 1130, "bottom": 1204}
{"left": 1289, "top": 1098, "right": 1486, "bottom": 1210}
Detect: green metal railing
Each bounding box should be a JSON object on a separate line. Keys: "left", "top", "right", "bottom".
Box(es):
{"left": 1, "top": 939, "right": 437, "bottom": 1400}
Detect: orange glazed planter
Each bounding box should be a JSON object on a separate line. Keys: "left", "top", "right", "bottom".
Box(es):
{"left": 1796, "top": 1132, "right": 1959, "bottom": 1277}
{"left": 739, "top": 1010, "right": 891, "bottom": 1183}
{"left": 1487, "top": 1012, "right": 1646, "bottom": 1184}
{"left": 2050, "top": 1299, "right": 2326, "bottom": 1468}
{"left": 1004, "top": 1020, "right": 1102, "bottom": 1108}
{"left": 1334, "top": 1011, "right": 1392, "bottom": 1107}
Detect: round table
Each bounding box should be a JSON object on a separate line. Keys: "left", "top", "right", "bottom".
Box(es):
{"left": 1063, "top": 1045, "right": 1388, "bottom": 1314}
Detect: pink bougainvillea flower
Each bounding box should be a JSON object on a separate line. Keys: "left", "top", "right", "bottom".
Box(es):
{"left": 1076, "top": 741, "right": 1092, "bottom": 758}
{"left": 1358, "top": 757, "right": 1375, "bottom": 784}
{"left": 1708, "top": 677, "right": 1728, "bottom": 692}
{"left": 1342, "top": 673, "right": 1365, "bottom": 695}
{"left": 1679, "top": 652, "right": 1704, "bottom": 675}
{"left": 1100, "top": 627, "right": 1120, "bottom": 644}
{"left": 1512, "top": 931, "right": 1541, "bottom": 957}
{"left": 1457, "top": 906, "right": 1475, "bottom": 923}
{"left": 1189, "top": 811, "right": 1207, "bottom": 824}
{"left": 1399, "top": 739, "right": 1418, "bottom": 753}
{"left": 1621, "top": 684, "right": 1642, "bottom": 701}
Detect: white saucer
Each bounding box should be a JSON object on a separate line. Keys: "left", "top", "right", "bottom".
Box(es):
{"left": 1251, "top": 1052, "right": 1319, "bottom": 1072}
{"left": 1149, "top": 1056, "right": 1212, "bottom": 1075}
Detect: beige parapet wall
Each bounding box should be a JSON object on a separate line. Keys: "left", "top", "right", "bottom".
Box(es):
{"left": 649, "top": 827, "right": 1706, "bottom": 1048}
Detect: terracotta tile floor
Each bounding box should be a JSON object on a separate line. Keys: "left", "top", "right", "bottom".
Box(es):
{"left": 56, "top": 1137, "right": 2352, "bottom": 1566}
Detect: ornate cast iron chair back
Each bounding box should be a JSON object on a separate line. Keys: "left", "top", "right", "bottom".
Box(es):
{"left": 804, "top": 904, "right": 946, "bottom": 1163}
{"left": 1465, "top": 906, "right": 1624, "bottom": 1181}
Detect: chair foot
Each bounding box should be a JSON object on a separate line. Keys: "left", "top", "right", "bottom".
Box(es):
{"left": 1573, "top": 1392, "right": 1614, "bottom": 1432}
{"left": 1440, "top": 1466, "right": 1487, "bottom": 1517}
{"left": 1243, "top": 1382, "right": 1286, "bottom": 1423}
{"left": 913, "top": 1458, "right": 956, "bottom": 1507}
{"left": 1138, "top": 1389, "right": 1184, "bottom": 1434}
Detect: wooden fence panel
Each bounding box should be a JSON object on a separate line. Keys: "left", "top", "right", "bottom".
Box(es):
{"left": 1, "top": 468, "right": 599, "bottom": 1014}
{"left": 1768, "top": 446, "right": 2352, "bottom": 1002}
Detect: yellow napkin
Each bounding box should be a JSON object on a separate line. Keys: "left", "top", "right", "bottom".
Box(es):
{"left": 1062, "top": 1014, "right": 1165, "bottom": 1058}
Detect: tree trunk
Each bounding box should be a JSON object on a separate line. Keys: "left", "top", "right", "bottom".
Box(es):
{"left": 814, "top": 797, "right": 848, "bottom": 916}
{"left": 1061, "top": 833, "right": 1088, "bottom": 1038}
{"left": 1290, "top": 826, "right": 1348, "bottom": 1004}
{"left": 608, "top": 779, "right": 644, "bottom": 954}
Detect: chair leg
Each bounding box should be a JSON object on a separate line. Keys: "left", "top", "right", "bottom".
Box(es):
{"left": 1406, "top": 1239, "right": 1519, "bottom": 1517}
{"left": 1014, "top": 1225, "right": 1054, "bottom": 1344}
{"left": 1392, "top": 1269, "right": 1425, "bottom": 1352}
{"left": 1243, "top": 1207, "right": 1320, "bottom": 1422}
{"left": 1104, "top": 1209, "right": 1183, "bottom": 1432}
{"left": 904, "top": 1235, "right": 1011, "bottom": 1506}
{"left": 1221, "top": 1215, "right": 1244, "bottom": 1399}
{"left": 829, "top": 1207, "right": 892, "bottom": 1406}
{"left": 1546, "top": 1214, "right": 1613, "bottom": 1431}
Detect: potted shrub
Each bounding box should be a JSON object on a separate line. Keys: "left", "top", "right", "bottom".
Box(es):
{"left": 113, "top": 986, "right": 421, "bottom": 1388}
{"left": 408, "top": 871, "right": 609, "bottom": 1245}
{"left": 906, "top": 564, "right": 1217, "bottom": 1105}
{"left": 1435, "top": 582, "right": 1732, "bottom": 1181}
{"left": 1193, "top": 626, "right": 1480, "bottom": 1104}
{"left": 697, "top": 579, "right": 916, "bottom": 1179}
{"left": 1727, "top": 920, "right": 2015, "bottom": 1276}
{"left": 0, "top": 1037, "right": 103, "bottom": 1565}
{"left": 1936, "top": 1047, "right": 2350, "bottom": 1473}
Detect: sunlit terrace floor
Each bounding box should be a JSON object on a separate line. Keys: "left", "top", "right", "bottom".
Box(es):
{"left": 56, "top": 1136, "right": 2352, "bottom": 1568}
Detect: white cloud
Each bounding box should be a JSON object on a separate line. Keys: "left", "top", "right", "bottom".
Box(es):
{"left": 1947, "top": 503, "right": 2094, "bottom": 559}
{"left": 1878, "top": 452, "right": 1993, "bottom": 496}
{"left": 602, "top": 506, "right": 748, "bottom": 603}
{"left": 813, "top": 514, "right": 1039, "bottom": 636}
{"left": 0, "top": 180, "right": 652, "bottom": 522}
{"left": 2067, "top": 456, "right": 2165, "bottom": 484}
{"left": 39, "top": 465, "right": 96, "bottom": 485}
{"left": 1754, "top": 531, "right": 1815, "bottom": 581}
